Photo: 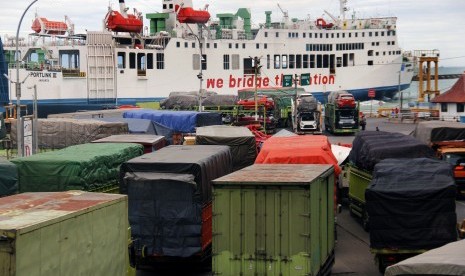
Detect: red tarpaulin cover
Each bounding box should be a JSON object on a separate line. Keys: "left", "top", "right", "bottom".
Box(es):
{"left": 255, "top": 136, "right": 341, "bottom": 176}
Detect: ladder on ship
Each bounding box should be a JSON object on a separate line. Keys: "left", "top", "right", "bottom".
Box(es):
{"left": 86, "top": 32, "right": 116, "bottom": 104}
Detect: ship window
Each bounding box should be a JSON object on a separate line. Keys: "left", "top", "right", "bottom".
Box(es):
{"left": 282, "top": 55, "right": 288, "bottom": 69}
{"left": 343, "top": 53, "right": 348, "bottom": 67}
{"left": 387, "top": 41, "right": 391, "bottom": 45}
{"left": 223, "top": 55, "right": 230, "bottom": 70}
{"left": 372, "top": 42, "right": 375, "bottom": 46}
{"left": 129, "top": 52, "right": 136, "bottom": 69}
{"left": 60, "top": 50, "right": 80, "bottom": 70}
{"left": 256, "top": 43, "right": 260, "bottom": 49}
{"left": 375, "top": 32, "right": 378, "bottom": 36}
{"left": 310, "top": 54, "right": 315, "bottom": 68}
{"left": 163, "top": 4, "right": 167, "bottom": 9}
{"left": 207, "top": 43, "right": 210, "bottom": 48}
{"left": 296, "top": 54, "right": 302, "bottom": 68}
{"left": 349, "top": 53, "right": 354, "bottom": 66}
{"left": 317, "top": 55, "right": 322, "bottom": 68}
{"left": 243, "top": 57, "right": 254, "bottom": 75}
{"left": 296, "top": 33, "right": 299, "bottom": 38}
{"left": 243, "top": 43, "right": 246, "bottom": 49}
{"left": 368, "top": 60, "right": 373, "bottom": 66}
{"left": 265, "top": 32, "right": 268, "bottom": 37}
{"left": 232, "top": 54, "right": 240, "bottom": 70}
{"left": 387, "top": 31, "right": 391, "bottom": 36}
{"left": 362, "top": 32, "right": 365, "bottom": 37}
{"left": 274, "top": 55, "right": 280, "bottom": 69}
{"left": 192, "top": 42, "right": 196, "bottom": 48}
{"left": 349, "top": 33, "right": 352, "bottom": 38}
{"left": 229, "top": 43, "right": 232, "bottom": 49}
{"left": 368, "top": 50, "right": 373, "bottom": 56}
{"left": 331, "top": 33, "right": 334, "bottom": 38}
{"left": 336, "top": 57, "right": 342, "bottom": 67}
{"left": 342, "top": 33, "right": 345, "bottom": 38}
{"left": 392, "top": 41, "right": 395, "bottom": 45}
{"left": 276, "top": 32, "right": 279, "bottom": 38}
{"left": 184, "top": 42, "right": 188, "bottom": 48}
{"left": 267, "top": 54, "right": 271, "bottom": 69}
{"left": 457, "top": 103, "right": 464, "bottom": 113}
{"left": 147, "top": 53, "right": 153, "bottom": 69}
{"left": 376, "top": 52, "right": 379, "bottom": 56}
{"left": 337, "top": 33, "right": 339, "bottom": 38}
{"left": 289, "top": 55, "right": 295, "bottom": 69}
{"left": 176, "top": 42, "right": 180, "bottom": 48}
{"left": 383, "top": 51, "right": 386, "bottom": 56}
{"left": 381, "top": 31, "right": 384, "bottom": 36}
{"left": 320, "top": 33, "right": 323, "bottom": 38}
{"left": 288, "top": 33, "right": 291, "bottom": 38}
{"left": 117, "top": 52, "right": 125, "bottom": 69}
{"left": 303, "top": 55, "right": 309, "bottom": 68}
{"left": 236, "top": 43, "right": 239, "bottom": 49}
{"left": 303, "top": 33, "right": 306, "bottom": 38}
{"left": 326, "top": 33, "right": 329, "bottom": 38}
{"left": 137, "top": 53, "right": 146, "bottom": 76}
{"left": 323, "top": 54, "right": 329, "bottom": 68}
{"left": 355, "top": 33, "right": 358, "bottom": 37}
{"left": 169, "top": 4, "right": 173, "bottom": 9}
{"left": 309, "top": 33, "right": 312, "bottom": 38}
{"left": 441, "top": 103, "right": 448, "bottom": 112}
{"left": 376, "top": 42, "right": 380, "bottom": 46}
{"left": 389, "top": 51, "right": 391, "bottom": 55}
{"left": 369, "top": 32, "right": 372, "bottom": 37}
{"left": 264, "top": 43, "right": 268, "bottom": 49}
{"left": 156, "top": 53, "right": 164, "bottom": 69}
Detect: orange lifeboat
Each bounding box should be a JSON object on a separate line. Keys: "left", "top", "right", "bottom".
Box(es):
{"left": 105, "top": 11, "right": 143, "bottom": 33}
{"left": 175, "top": 5, "right": 210, "bottom": 24}
{"left": 31, "top": 17, "right": 68, "bottom": 35}
{"left": 315, "top": 18, "right": 334, "bottom": 29}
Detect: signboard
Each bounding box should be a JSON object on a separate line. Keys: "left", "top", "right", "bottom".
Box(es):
{"left": 23, "top": 117, "right": 33, "bottom": 156}
{"left": 300, "top": 73, "right": 310, "bottom": 86}
{"left": 282, "top": 75, "right": 293, "bottom": 87}
{"left": 368, "top": 88, "right": 376, "bottom": 98}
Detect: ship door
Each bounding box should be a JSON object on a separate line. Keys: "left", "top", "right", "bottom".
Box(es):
{"left": 330, "top": 54, "right": 336, "bottom": 74}
{"left": 86, "top": 32, "right": 116, "bottom": 104}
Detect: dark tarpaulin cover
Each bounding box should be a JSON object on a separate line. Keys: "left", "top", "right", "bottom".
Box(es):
{"left": 123, "top": 110, "right": 222, "bottom": 133}
{"left": 120, "top": 145, "right": 232, "bottom": 258}
{"left": 160, "top": 95, "right": 198, "bottom": 110}
{"left": 413, "top": 120, "right": 465, "bottom": 144}
{"left": 0, "top": 160, "right": 18, "bottom": 197}
{"left": 152, "top": 121, "right": 174, "bottom": 145}
{"left": 366, "top": 158, "right": 457, "bottom": 250}
{"left": 195, "top": 126, "right": 257, "bottom": 171}
{"left": 124, "top": 172, "right": 201, "bottom": 257}
{"left": 95, "top": 117, "right": 156, "bottom": 134}
{"left": 348, "top": 131, "right": 435, "bottom": 171}
{"left": 11, "top": 143, "right": 144, "bottom": 192}
{"left": 120, "top": 145, "right": 233, "bottom": 202}
{"left": 297, "top": 95, "right": 318, "bottom": 112}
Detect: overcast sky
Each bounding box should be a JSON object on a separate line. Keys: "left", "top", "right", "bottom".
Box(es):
{"left": 2, "top": 0, "right": 464, "bottom": 66}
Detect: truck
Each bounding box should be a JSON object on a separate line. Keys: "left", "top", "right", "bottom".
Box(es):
{"left": 120, "top": 145, "right": 233, "bottom": 269}
{"left": 237, "top": 87, "right": 303, "bottom": 128}
{"left": 324, "top": 91, "right": 359, "bottom": 134}
{"left": 212, "top": 164, "right": 335, "bottom": 276}
{"left": 347, "top": 131, "right": 435, "bottom": 230}
{"left": 291, "top": 93, "right": 322, "bottom": 134}
{"left": 412, "top": 120, "right": 465, "bottom": 196}
{"left": 366, "top": 158, "right": 457, "bottom": 273}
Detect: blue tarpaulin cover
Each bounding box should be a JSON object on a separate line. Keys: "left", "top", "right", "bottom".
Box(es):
{"left": 95, "top": 117, "right": 156, "bottom": 134}
{"left": 123, "top": 110, "right": 222, "bottom": 133}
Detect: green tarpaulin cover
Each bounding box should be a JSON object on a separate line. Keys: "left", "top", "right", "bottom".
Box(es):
{"left": 11, "top": 143, "right": 143, "bottom": 192}
{"left": 0, "top": 160, "right": 18, "bottom": 196}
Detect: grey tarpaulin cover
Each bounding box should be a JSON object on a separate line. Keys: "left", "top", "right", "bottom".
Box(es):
{"left": 385, "top": 239, "right": 465, "bottom": 276}
{"left": 0, "top": 160, "right": 18, "bottom": 197}
{"left": 120, "top": 145, "right": 233, "bottom": 257}
{"left": 413, "top": 120, "right": 465, "bottom": 145}
{"left": 195, "top": 126, "right": 257, "bottom": 171}
{"left": 366, "top": 158, "right": 457, "bottom": 250}
{"left": 297, "top": 94, "right": 318, "bottom": 112}
{"left": 348, "top": 131, "right": 435, "bottom": 171}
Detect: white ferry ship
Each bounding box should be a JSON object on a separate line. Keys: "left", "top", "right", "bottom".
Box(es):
{"left": 0, "top": 0, "right": 414, "bottom": 115}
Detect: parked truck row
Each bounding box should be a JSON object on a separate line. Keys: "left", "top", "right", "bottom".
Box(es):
{"left": 324, "top": 91, "right": 360, "bottom": 134}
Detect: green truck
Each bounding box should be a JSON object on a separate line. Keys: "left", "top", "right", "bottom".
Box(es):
{"left": 324, "top": 91, "right": 359, "bottom": 134}
{"left": 347, "top": 131, "right": 435, "bottom": 230}
{"left": 212, "top": 164, "right": 335, "bottom": 276}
